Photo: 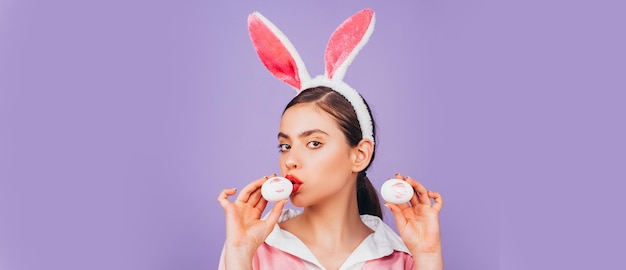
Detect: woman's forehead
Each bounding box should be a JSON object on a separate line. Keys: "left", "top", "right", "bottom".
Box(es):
{"left": 279, "top": 103, "right": 341, "bottom": 136}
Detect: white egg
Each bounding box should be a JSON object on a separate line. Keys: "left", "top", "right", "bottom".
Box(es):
{"left": 261, "top": 176, "right": 293, "bottom": 202}
{"left": 380, "top": 179, "right": 414, "bottom": 204}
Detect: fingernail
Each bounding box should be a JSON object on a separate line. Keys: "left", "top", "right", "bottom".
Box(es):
{"left": 384, "top": 203, "right": 390, "bottom": 209}
{"left": 231, "top": 188, "right": 237, "bottom": 191}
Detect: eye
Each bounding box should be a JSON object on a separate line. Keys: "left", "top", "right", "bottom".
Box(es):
{"left": 307, "top": 141, "right": 322, "bottom": 149}
{"left": 278, "top": 144, "right": 291, "bottom": 152}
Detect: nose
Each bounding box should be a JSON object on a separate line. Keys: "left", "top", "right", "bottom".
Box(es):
{"left": 283, "top": 151, "right": 299, "bottom": 170}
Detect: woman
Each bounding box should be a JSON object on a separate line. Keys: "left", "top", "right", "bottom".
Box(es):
{"left": 218, "top": 9, "right": 443, "bottom": 269}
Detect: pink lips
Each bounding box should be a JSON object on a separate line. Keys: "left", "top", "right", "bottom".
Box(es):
{"left": 285, "top": 175, "right": 302, "bottom": 193}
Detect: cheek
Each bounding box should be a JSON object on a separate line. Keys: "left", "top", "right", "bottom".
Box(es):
{"left": 278, "top": 155, "right": 287, "bottom": 174}
{"left": 315, "top": 148, "right": 352, "bottom": 173}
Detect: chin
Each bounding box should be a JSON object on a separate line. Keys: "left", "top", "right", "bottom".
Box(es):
{"left": 288, "top": 195, "right": 309, "bottom": 208}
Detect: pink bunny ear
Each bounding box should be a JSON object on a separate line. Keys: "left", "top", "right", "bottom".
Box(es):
{"left": 248, "top": 12, "right": 311, "bottom": 90}
{"left": 324, "top": 9, "right": 375, "bottom": 81}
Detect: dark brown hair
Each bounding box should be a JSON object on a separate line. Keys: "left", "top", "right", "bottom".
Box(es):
{"left": 283, "top": 86, "right": 382, "bottom": 219}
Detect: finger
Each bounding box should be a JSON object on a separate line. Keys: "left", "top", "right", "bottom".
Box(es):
{"left": 430, "top": 191, "right": 444, "bottom": 212}
{"left": 405, "top": 176, "right": 430, "bottom": 206}
{"left": 409, "top": 188, "right": 420, "bottom": 206}
{"left": 264, "top": 199, "right": 287, "bottom": 230}
{"left": 254, "top": 196, "right": 269, "bottom": 212}
{"left": 385, "top": 203, "right": 407, "bottom": 228}
{"left": 248, "top": 188, "right": 263, "bottom": 206}
{"left": 389, "top": 202, "right": 411, "bottom": 211}
{"left": 394, "top": 173, "right": 404, "bottom": 180}
{"left": 217, "top": 188, "right": 237, "bottom": 209}
{"left": 236, "top": 174, "right": 273, "bottom": 202}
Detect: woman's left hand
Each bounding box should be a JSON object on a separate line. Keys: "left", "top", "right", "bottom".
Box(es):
{"left": 385, "top": 174, "right": 444, "bottom": 257}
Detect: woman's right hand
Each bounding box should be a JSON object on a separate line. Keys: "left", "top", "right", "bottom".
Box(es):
{"left": 217, "top": 174, "right": 287, "bottom": 267}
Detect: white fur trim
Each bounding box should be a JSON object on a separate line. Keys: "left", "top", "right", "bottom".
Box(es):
{"left": 301, "top": 76, "right": 375, "bottom": 145}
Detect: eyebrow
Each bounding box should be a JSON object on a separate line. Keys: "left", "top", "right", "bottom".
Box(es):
{"left": 277, "top": 129, "right": 329, "bottom": 139}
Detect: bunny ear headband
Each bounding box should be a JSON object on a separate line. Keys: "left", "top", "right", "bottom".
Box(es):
{"left": 247, "top": 8, "right": 376, "bottom": 145}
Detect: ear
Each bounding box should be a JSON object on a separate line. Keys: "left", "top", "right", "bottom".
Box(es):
{"left": 248, "top": 12, "right": 311, "bottom": 90}
{"left": 324, "top": 8, "right": 375, "bottom": 81}
{"left": 351, "top": 138, "right": 374, "bottom": 173}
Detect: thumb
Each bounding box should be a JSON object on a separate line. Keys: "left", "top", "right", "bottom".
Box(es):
{"left": 264, "top": 200, "right": 287, "bottom": 231}
{"left": 385, "top": 203, "right": 407, "bottom": 229}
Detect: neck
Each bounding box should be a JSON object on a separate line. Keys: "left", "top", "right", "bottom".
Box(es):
{"left": 289, "top": 180, "right": 373, "bottom": 247}
{"left": 302, "top": 198, "right": 362, "bottom": 238}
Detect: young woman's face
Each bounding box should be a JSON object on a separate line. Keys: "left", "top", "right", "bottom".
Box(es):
{"left": 278, "top": 103, "right": 356, "bottom": 207}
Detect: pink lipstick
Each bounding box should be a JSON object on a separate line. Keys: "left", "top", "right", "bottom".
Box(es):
{"left": 285, "top": 174, "right": 303, "bottom": 193}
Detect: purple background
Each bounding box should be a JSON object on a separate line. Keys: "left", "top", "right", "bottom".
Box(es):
{"left": 1, "top": 0, "right": 624, "bottom": 269}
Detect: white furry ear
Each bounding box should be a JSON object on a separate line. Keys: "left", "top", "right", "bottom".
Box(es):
{"left": 324, "top": 9, "right": 375, "bottom": 81}
{"left": 248, "top": 12, "right": 311, "bottom": 91}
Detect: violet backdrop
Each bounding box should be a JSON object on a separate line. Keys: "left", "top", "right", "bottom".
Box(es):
{"left": 1, "top": 0, "right": 624, "bottom": 269}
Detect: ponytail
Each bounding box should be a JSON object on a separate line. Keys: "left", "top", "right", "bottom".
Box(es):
{"left": 356, "top": 171, "right": 383, "bottom": 219}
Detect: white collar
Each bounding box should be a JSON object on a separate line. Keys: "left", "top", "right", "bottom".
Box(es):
{"left": 264, "top": 209, "right": 410, "bottom": 268}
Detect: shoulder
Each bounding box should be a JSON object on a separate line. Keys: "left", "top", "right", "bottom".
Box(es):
{"left": 361, "top": 251, "right": 414, "bottom": 270}
{"left": 360, "top": 214, "right": 411, "bottom": 255}
{"left": 252, "top": 243, "right": 309, "bottom": 269}
{"left": 276, "top": 209, "right": 301, "bottom": 231}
